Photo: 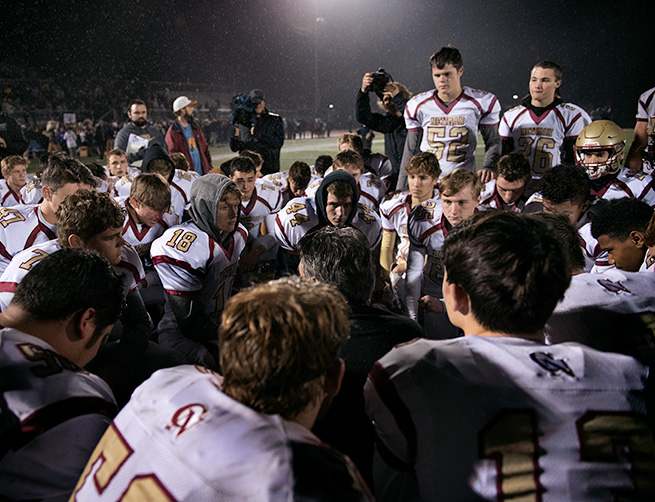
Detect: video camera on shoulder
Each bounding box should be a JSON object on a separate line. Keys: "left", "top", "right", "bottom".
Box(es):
{"left": 368, "top": 68, "right": 393, "bottom": 97}
{"left": 230, "top": 93, "right": 254, "bottom": 128}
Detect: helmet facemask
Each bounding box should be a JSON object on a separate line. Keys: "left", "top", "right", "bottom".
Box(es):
{"left": 574, "top": 120, "right": 626, "bottom": 180}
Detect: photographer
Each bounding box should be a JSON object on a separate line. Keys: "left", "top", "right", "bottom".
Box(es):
{"left": 356, "top": 70, "right": 411, "bottom": 188}
{"left": 230, "top": 89, "right": 284, "bottom": 175}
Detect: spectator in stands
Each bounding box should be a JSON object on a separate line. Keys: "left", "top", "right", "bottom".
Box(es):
{"left": 114, "top": 99, "right": 167, "bottom": 165}
{"left": 165, "top": 96, "right": 212, "bottom": 175}
{"left": 230, "top": 89, "right": 284, "bottom": 175}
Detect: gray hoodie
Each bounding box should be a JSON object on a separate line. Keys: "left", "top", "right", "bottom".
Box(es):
{"left": 188, "top": 174, "right": 239, "bottom": 244}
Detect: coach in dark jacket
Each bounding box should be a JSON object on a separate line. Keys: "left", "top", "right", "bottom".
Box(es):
{"left": 298, "top": 225, "right": 423, "bottom": 489}
{"left": 165, "top": 96, "right": 212, "bottom": 175}
{"left": 230, "top": 89, "right": 284, "bottom": 175}
{"left": 356, "top": 74, "right": 411, "bottom": 187}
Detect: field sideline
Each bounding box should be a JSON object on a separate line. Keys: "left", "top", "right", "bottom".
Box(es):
{"left": 28, "top": 129, "right": 636, "bottom": 174}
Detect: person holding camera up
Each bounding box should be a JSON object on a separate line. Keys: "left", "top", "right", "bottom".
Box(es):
{"left": 230, "top": 89, "right": 284, "bottom": 175}
{"left": 356, "top": 69, "right": 412, "bottom": 189}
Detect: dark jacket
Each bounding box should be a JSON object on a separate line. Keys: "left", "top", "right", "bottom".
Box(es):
{"left": 165, "top": 120, "right": 212, "bottom": 175}
{"left": 356, "top": 91, "right": 408, "bottom": 176}
{"left": 0, "top": 113, "right": 28, "bottom": 163}
{"left": 141, "top": 144, "right": 176, "bottom": 184}
{"left": 230, "top": 110, "right": 284, "bottom": 175}
{"left": 115, "top": 121, "right": 167, "bottom": 164}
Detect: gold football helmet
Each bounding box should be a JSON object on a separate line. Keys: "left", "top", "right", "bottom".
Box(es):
{"left": 574, "top": 120, "right": 625, "bottom": 179}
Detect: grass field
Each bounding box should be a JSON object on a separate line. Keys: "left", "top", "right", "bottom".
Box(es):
{"left": 30, "top": 129, "right": 636, "bottom": 174}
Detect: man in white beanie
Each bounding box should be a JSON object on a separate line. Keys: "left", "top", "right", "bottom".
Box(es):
{"left": 165, "top": 95, "right": 213, "bottom": 175}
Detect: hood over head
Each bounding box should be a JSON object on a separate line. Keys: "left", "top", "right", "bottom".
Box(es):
{"left": 141, "top": 144, "right": 175, "bottom": 183}
{"left": 315, "top": 170, "right": 359, "bottom": 227}
{"left": 188, "top": 174, "right": 240, "bottom": 243}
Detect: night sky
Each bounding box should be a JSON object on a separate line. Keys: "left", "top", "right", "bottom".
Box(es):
{"left": 2, "top": 0, "right": 652, "bottom": 126}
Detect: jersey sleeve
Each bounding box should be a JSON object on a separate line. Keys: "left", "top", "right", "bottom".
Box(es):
{"left": 478, "top": 91, "right": 501, "bottom": 127}
{"left": 403, "top": 94, "right": 424, "bottom": 132}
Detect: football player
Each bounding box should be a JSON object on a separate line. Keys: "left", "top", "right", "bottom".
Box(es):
{"left": 626, "top": 86, "right": 655, "bottom": 174}
{"left": 591, "top": 197, "right": 653, "bottom": 272}
{"left": 274, "top": 170, "right": 381, "bottom": 276}
{"left": 405, "top": 169, "right": 481, "bottom": 337}
{"left": 0, "top": 249, "right": 124, "bottom": 502}
{"left": 228, "top": 156, "right": 281, "bottom": 273}
{"left": 0, "top": 155, "right": 96, "bottom": 274}
{"left": 528, "top": 164, "right": 609, "bottom": 272}
{"left": 574, "top": 119, "right": 655, "bottom": 206}
{"left": 479, "top": 153, "right": 534, "bottom": 211}
{"left": 261, "top": 160, "right": 314, "bottom": 208}
{"left": 0, "top": 155, "right": 27, "bottom": 207}
{"left": 71, "top": 278, "right": 372, "bottom": 501}
{"left": 500, "top": 61, "right": 591, "bottom": 177}
{"left": 365, "top": 211, "right": 653, "bottom": 501}
{"left": 380, "top": 151, "right": 440, "bottom": 312}
{"left": 151, "top": 174, "right": 247, "bottom": 370}
{"left": 396, "top": 46, "right": 501, "bottom": 189}
{"left": 338, "top": 132, "right": 393, "bottom": 189}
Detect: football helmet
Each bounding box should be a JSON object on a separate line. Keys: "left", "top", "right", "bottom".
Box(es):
{"left": 574, "top": 120, "right": 625, "bottom": 179}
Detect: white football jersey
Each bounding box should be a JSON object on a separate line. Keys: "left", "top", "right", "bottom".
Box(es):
{"left": 0, "top": 240, "right": 144, "bottom": 310}
{"left": 240, "top": 181, "right": 282, "bottom": 240}
{"left": 169, "top": 169, "right": 201, "bottom": 210}
{"left": 0, "top": 204, "right": 56, "bottom": 274}
{"left": 405, "top": 86, "right": 500, "bottom": 177}
{"left": 0, "top": 328, "right": 115, "bottom": 501}
{"left": 151, "top": 221, "right": 247, "bottom": 318}
{"left": 262, "top": 171, "right": 321, "bottom": 208}
{"left": 407, "top": 199, "right": 449, "bottom": 296}
{"left": 365, "top": 335, "right": 652, "bottom": 501}
{"left": 499, "top": 102, "right": 590, "bottom": 176}
{"left": 366, "top": 152, "right": 393, "bottom": 188}
{"left": 19, "top": 178, "right": 43, "bottom": 205}
{"left": 0, "top": 180, "right": 22, "bottom": 207}
{"left": 274, "top": 196, "right": 381, "bottom": 252}
{"left": 111, "top": 172, "right": 138, "bottom": 198}
{"left": 117, "top": 197, "right": 169, "bottom": 247}
{"left": 546, "top": 269, "right": 655, "bottom": 363}
{"left": 71, "top": 365, "right": 371, "bottom": 501}
{"left": 592, "top": 168, "right": 655, "bottom": 207}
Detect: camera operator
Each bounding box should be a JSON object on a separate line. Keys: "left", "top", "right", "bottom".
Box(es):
{"left": 356, "top": 70, "right": 411, "bottom": 188}
{"left": 230, "top": 89, "right": 284, "bottom": 175}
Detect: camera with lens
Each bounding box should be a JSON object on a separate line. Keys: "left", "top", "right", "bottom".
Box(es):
{"left": 230, "top": 92, "right": 255, "bottom": 128}
{"left": 368, "top": 68, "right": 393, "bottom": 96}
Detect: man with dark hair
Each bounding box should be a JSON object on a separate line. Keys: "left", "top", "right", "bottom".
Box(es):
{"left": 114, "top": 99, "right": 168, "bottom": 164}
{"left": 500, "top": 61, "right": 590, "bottom": 176}
{"left": 396, "top": 46, "right": 501, "bottom": 190}
{"left": 0, "top": 248, "right": 124, "bottom": 501}
{"left": 365, "top": 211, "right": 653, "bottom": 501}
{"left": 230, "top": 89, "right": 284, "bottom": 175}
{"left": 357, "top": 72, "right": 412, "bottom": 187}
{"left": 274, "top": 170, "right": 381, "bottom": 276}
{"left": 151, "top": 174, "right": 247, "bottom": 370}
{"left": 262, "top": 160, "right": 314, "bottom": 207}
{"left": 313, "top": 154, "right": 333, "bottom": 177}
{"left": 298, "top": 225, "right": 422, "bottom": 486}
{"left": 165, "top": 96, "right": 212, "bottom": 175}
{"left": 339, "top": 132, "right": 393, "bottom": 190}
{"left": 528, "top": 163, "right": 609, "bottom": 272}
{"left": 479, "top": 153, "right": 534, "bottom": 211}
{"left": 591, "top": 197, "right": 653, "bottom": 272}
{"left": 0, "top": 155, "right": 97, "bottom": 273}
{"left": 71, "top": 278, "right": 372, "bottom": 501}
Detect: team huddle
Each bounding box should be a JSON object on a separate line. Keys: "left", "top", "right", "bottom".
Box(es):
{"left": 1, "top": 45, "right": 655, "bottom": 501}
